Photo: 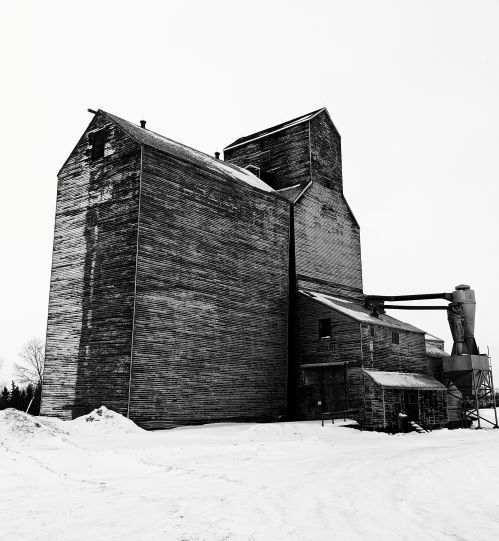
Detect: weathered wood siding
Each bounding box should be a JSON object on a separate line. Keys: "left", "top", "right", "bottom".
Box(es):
{"left": 291, "top": 293, "right": 364, "bottom": 419}
{"left": 369, "top": 325, "right": 428, "bottom": 374}
{"left": 292, "top": 293, "right": 443, "bottom": 427}
{"left": 41, "top": 114, "right": 140, "bottom": 419}
{"left": 363, "top": 381, "right": 448, "bottom": 430}
{"left": 294, "top": 182, "right": 363, "bottom": 301}
{"left": 224, "top": 110, "right": 363, "bottom": 302}
{"left": 128, "top": 146, "right": 290, "bottom": 429}
{"left": 310, "top": 111, "right": 343, "bottom": 193}
{"left": 223, "top": 122, "right": 311, "bottom": 190}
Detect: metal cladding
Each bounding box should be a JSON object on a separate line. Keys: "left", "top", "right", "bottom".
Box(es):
{"left": 451, "top": 285, "right": 478, "bottom": 355}
{"left": 443, "top": 354, "right": 490, "bottom": 374}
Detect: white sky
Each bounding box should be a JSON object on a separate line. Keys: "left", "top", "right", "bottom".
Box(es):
{"left": 1, "top": 0, "right": 498, "bottom": 384}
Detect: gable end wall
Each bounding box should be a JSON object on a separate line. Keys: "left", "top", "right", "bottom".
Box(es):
{"left": 41, "top": 114, "right": 141, "bottom": 419}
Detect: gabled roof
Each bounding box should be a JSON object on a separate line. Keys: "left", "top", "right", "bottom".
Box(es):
{"left": 224, "top": 108, "right": 325, "bottom": 151}
{"left": 299, "top": 289, "right": 425, "bottom": 333}
{"left": 98, "top": 110, "right": 274, "bottom": 194}
{"left": 363, "top": 370, "right": 447, "bottom": 391}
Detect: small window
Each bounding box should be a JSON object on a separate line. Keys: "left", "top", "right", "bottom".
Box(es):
{"left": 259, "top": 150, "right": 271, "bottom": 166}
{"left": 89, "top": 129, "right": 106, "bottom": 161}
{"left": 319, "top": 318, "right": 332, "bottom": 339}
{"left": 392, "top": 331, "right": 400, "bottom": 345}
{"left": 370, "top": 326, "right": 375, "bottom": 338}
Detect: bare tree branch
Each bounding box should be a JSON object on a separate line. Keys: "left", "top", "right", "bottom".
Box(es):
{"left": 15, "top": 337, "right": 45, "bottom": 386}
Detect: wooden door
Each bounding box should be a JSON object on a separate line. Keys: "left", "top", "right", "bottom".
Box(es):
{"left": 319, "top": 366, "right": 347, "bottom": 412}
{"left": 403, "top": 391, "right": 419, "bottom": 420}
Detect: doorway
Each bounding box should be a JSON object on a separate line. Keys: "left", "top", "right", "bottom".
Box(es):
{"left": 403, "top": 390, "right": 419, "bottom": 420}
{"left": 319, "top": 366, "right": 348, "bottom": 413}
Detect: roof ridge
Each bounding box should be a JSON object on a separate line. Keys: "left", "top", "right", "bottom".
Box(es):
{"left": 96, "top": 110, "right": 274, "bottom": 194}
{"left": 100, "top": 110, "right": 221, "bottom": 166}
{"left": 224, "top": 108, "right": 326, "bottom": 151}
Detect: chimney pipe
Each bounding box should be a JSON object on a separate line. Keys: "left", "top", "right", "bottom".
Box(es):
{"left": 140, "top": 120, "right": 146, "bottom": 129}
{"left": 214, "top": 151, "right": 220, "bottom": 160}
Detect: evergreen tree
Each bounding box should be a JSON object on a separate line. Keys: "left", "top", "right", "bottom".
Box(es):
{"left": 0, "top": 386, "right": 9, "bottom": 410}
{"left": 10, "top": 381, "right": 21, "bottom": 410}
{"left": 32, "top": 382, "right": 42, "bottom": 415}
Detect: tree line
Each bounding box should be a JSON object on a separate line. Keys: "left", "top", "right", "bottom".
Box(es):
{"left": 0, "top": 337, "right": 44, "bottom": 415}
{"left": 0, "top": 381, "right": 42, "bottom": 414}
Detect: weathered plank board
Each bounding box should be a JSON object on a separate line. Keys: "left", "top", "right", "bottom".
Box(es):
{"left": 42, "top": 115, "right": 141, "bottom": 419}
{"left": 128, "top": 146, "right": 291, "bottom": 428}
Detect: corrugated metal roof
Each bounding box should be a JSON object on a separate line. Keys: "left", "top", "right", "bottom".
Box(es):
{"left": 224, "top": 108, "right": 324, "bottom": 150}
{"left": 299, "top": 290, "right": 425, "bottom": 333}
{"left": 364, "top": 370, "right": 447, "bottom": 391}
{"left": 100, "top": 110, "right": 274, "bottom": 194}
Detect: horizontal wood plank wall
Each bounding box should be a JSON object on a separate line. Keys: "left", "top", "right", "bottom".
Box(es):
{"left": 129, "top": 147, "right": 290, "bottom": 429}
{"left": 294, "top": 182, "right": 363, "bottom": 301}
{"left": 310, "top": 111, "right": 343, "bottom": 193}
{"left": 223, "top": 123, "right": 311, "bottom": 190}
{"left": 292, "top": 293, "right": 364, "bottom": 419}
{"left": 370, "top": 326, "right": 428, "bottom": 374}
{"left": 42, "top": 115, "right": 140, "bottom": 419}
{"left": 292, "top": 293, "right": 442, "bottom": 427}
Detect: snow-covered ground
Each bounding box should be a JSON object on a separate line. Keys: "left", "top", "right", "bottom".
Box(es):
{"left": 2, "top": 407, "right": 499, "bottom": 541}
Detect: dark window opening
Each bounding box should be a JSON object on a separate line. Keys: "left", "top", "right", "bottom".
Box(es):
{"left": 406, "top": 392, "right": 417, "bottom": 405}
{"left": 90, "top": 129, "right": 106, "bottom": 161}
{"left": 319, "top": 318, "right": 332, "bottom": 339}
{"left": 392, "top": 331, "right": 400, "bottom": 345}
{"left": 259, "top": 150, "right": 271, "bottom": 166}
{"left": 370, "top": 326, "right": 375, "bottom": 338}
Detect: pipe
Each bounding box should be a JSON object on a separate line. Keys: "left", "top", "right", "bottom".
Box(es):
{"left": 382, "top": 305, "right": 449, "bottom": 310}
{"left": 365, "top": 293, "right": 452, "bottom": 302}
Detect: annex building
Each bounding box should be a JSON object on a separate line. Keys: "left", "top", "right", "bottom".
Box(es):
{"left": 41, "top": 108, "right": 451, "bottom": 430}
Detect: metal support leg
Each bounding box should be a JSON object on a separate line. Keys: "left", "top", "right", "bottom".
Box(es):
{"left": 473, "top": 371, "right": 481, "bottom": 429}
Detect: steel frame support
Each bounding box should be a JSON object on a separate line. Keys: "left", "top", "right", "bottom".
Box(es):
{"left": 443, "top": 359, "right": 498, "bottom": 429}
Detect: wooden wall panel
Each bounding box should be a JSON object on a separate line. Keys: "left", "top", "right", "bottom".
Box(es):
{"left": 223, "top": 123, "right": 311, "bottom": 190}
{"left": 41, "top": 114, "right": 140, "bottom": 419}
{"left": 128, "top": 147, "right": 290, "bottom": 428}
{"left": 224, "top": 111, "right": 363, "bottom": 302}
{"left": 294, "top": 182, "right": 363, "bottom": 301}
{"left": 291, "top": 293, "right": 442, "bottom": 427}
{"left": 310, "top": 111, "right": 343, "bottom": 193}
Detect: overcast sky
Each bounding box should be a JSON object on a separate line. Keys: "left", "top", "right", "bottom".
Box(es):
{"left": 1, "top": 0, "right": 498, "bottom": 384}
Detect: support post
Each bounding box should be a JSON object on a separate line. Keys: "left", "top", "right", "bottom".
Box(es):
{"left": 473, "top": 371, "right": 481, "bottom": 429}
{"left": 489, "top": 362, "right": 499, "bottom": 428}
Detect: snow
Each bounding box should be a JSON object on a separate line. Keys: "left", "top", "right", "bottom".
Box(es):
{"left": 2, "top": 408, "right": 499, "bottom": 540}
{"left": 364, "top": 369, "right": 447, "bottom": 390}
{"left": 104, "top": 111, "right": 274, "bottom": 194}
{"left": 300, "top": 290, "right": 425, "bottom": 332}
